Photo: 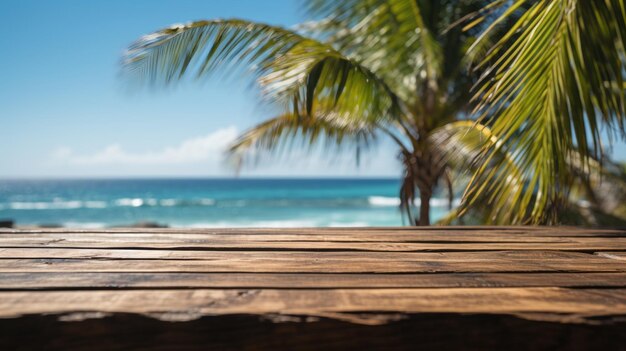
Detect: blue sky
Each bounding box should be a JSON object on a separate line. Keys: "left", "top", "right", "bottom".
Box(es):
{"left": 0, "top": 0, "right": 399, "bottom": 178}
{"left": 1, "top": 1, "right": 624, "bottom": 178}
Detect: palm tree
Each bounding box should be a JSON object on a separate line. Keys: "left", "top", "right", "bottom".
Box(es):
{"left": 123, "top": 0, "right": 497, "bottom": 225}
{"left": 123, "top": 0, "right": 626, "bottom": 226}
{"left": 438, "top": 154, "right": 626, "bottom": 226}
{"left": 461, "top": 0, "right": 626, "bottom": 224}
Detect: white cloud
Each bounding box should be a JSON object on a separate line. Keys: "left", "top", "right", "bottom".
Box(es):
{"left": 43, "top": 126, "right": 400, "bottom": 177}
{"left": 53, "top": 127, "right": 239, "bottom": 166}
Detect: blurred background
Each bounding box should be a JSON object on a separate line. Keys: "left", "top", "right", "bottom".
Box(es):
{"left": 2, "top": 0, "right": 625, "bottom": 228}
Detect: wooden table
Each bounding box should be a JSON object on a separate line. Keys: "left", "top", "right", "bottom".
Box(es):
{"left": 1, "top": 227, "right": 625, "bottom": 350}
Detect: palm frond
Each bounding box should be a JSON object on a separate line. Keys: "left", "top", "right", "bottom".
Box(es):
{"left": 304, "top": 0, "right": 443, "bottom": 101}
{"left": 123, "top": 19, "right": 405, "bottom": 124}
{"left": 469, "top": 0, "right": 626, "bottom": 224}
{"left": 228, "top": 110, "right": 378, "bottom": 169}
{"left": 430, "top": 121, "right": 526, "bottom": 224}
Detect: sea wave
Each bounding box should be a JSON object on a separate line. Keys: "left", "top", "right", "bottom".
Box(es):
{"left": 431, "top": 198, "right": 462, "bottom": 207}
{"left": 41, "top": 220, "right": 375, "bottom": 228}
{"left": 0, "top": 196, "right": 461, "bottom": 211}
{"left": 114, "top": 198, "right": 217, "bottom": 207}
{"left": 368, "top": 196, "right": 461, "bottom": 208}
{"left": 115, "top": 198, "right": 150, "bottom": 207}
{"left": 2, "top": 200, "right": 108, "bottom": 210}
{"left": 62, "top": 222, "right": 107, "bottom": 229}
{"left": 328, "top": 221, "right": 369, "bottom": 227}
{"left": 368, "top": 196, "right": 401, "bottom": 207}
{"left": 183, "top": 219, "right": 321, "bottom": 228}
{"left": 0, "top": 198, "right": 219, "bottom": 210}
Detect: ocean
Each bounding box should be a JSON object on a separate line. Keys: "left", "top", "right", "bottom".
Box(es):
{"left": 0, "top": 179, "right": 454, "bottom": 228}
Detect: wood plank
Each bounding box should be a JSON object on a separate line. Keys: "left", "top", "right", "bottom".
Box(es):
{"left": 1, "top": 288, "right": 625, "bottom": 320}
{"left": 0, "top": 232, "right": 591, "bottom": 242}
{"left": 3, "top": 226, "right": 625, "bottom": 237}
{"left": 0, "top": 249, "right": 610, "bottom": 260}
{"left": 596, "top": 252, "right": 626, "bottom": 260}
{"left": 6, "top": 231, "right": 626, "bottom": 242}
{"left": 2, "top": 227, "right": 625, "bottom": 350}
{"left": 0, "top": 254, "right": 623, "bottom": 273}
{"left": 1, "top": 272, "right": 626, "bottom": 290}
{"left": 0, "top": 247, "right": 616, "bottom": 261}
{"left": 2, "top": 237, "right": 626, "bottom": 251}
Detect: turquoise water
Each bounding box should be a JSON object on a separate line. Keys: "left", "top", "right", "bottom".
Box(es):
{"left": 0, "top": 179, "right": 453, "bottom": 228}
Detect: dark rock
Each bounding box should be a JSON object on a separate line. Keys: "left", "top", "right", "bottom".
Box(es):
{"left": 0, "top": 219, "right": 14, "bottom": 228}
{"left": 132, "top": 221, "right": 168, "bottom": 228}
{"left": 37, "top": 223, "right": 63, "bottom": 228}
{"left": 111, "top": 221, "right": 169, "bottom": 229}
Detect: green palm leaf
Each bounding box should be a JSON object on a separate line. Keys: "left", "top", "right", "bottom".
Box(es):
{"left": 228, "top": 110, "right": 379, "bottom": 170}
{"left": 469, "top": 0, "right": 626, "bottom": 224}
{"left": 304, "top": 0, "right": 443, "bottom": 102}
{"left": 123, "top": 19, "right": 404, "bottom": 123}
{"left": 430, "top": 121, "right": 526, "bottom": 223}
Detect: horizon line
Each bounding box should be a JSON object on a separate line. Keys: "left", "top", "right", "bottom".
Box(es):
{"left": 0, "top": 175, "right": 401, "bottom": 181}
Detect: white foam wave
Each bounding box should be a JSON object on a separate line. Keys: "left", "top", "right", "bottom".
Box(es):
{"left": 6, "top": 200, "right": 104, "bottom": 210}
{"left": 159, "top": 199, "right": 178, "bottom": 207}
{"left": 115, "top": 198, "right": 145, "bottom": 207}
{"left": 198, "top": 199, "right": 216, "bottom": 206}
{"left": 114, "top": 198, "right": 215, "bottom": 207}
{"left": 145, "top": 198, "right": 158, "bottom": 206}
{"left": 368, "top": 196, "right": 401, "bottom": 207}
{"left": 179, "top": 220, "right": 375, "bottom": 228}
{"left": 328, "top": 221, "right": 369, "bottom": 227}
{"left": 181, "top": 219, "right": 320, "bottom": 228}
{"left": 368, "top": 196, "right": 461, "bottom": 208}
{"left": 430, "top": 198, "right": 462, "bottom": 208}
{"left": 62, "top": 222, "right": 107, "bottom": 229}
{"left": 84, "top": 201, "right": 108, "bottom": 208}
{"left": 1, "top": 197, "right": 219, "bottom": 210}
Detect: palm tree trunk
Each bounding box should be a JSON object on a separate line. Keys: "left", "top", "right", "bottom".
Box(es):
{"left": 418, "top": 186, "right": 431, "bottom": 226}
{"left": 400, "top": 147, "right": 441, "bottom": 226}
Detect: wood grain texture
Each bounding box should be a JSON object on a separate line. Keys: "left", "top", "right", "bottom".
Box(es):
{"left": 3, "top": 226, "right": 625, "bottom": 235}
{"left": 1, "top": 254, "right": 625, "bottom": 273}
{"left": 0, "top": 247, "right": 619, "bottom": 260}
{"left": 2, "top": 237, "right": 626, "bottom": 251}
{"left": 596, "top": 252, "right": 626, "bottom": 260}
{"left": 2, "top": 272, "right": 625, "bottom": 289}
{"left": 1, "top": 288, "right": 625, "bottom": 320}
{"left": 1, "top": 227, "right": 625, "bottom": 350}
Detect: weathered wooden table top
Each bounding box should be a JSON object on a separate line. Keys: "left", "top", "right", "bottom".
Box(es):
{"left": 1, "top": 226, "right": 626, "bottom": 350}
